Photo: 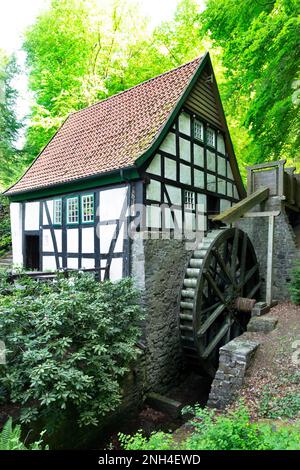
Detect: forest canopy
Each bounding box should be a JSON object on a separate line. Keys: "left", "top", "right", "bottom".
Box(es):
{"left": 0, "top": 0, "right": 299, "bottom": 190}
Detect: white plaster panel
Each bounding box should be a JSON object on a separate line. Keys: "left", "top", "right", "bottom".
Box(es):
{"left": 42, "top": 200, "right": 54, "bottom": 225}
{"left": 179, "top": 137, "right": 191, "bottom": 162}
{"left": 54, "top": 230, "right": 62, "bottom": 252}
{"left": 67, "top": 257, "right": 79, "bottom": 269}
{"left": 99, "top": 224, "right": 115, "bottom": 254}
{"left": 159, "top": 132, "right": 176, "bottom": 155}
{"left": 43, "top": 256, "right": 57, "bottom": 271}
{"left": 207, "top": 174, "right": 216, "bottom": 192}
{"left": 10, "top": 203, "right": 23, "bottom": 266}
{"left": 180, "top": 164, "right": 191, "bottom": 186}
{"left": 164, "top": 158, "right": 177, "bottom": 181}
{"left": 218, "top": 156, "right": 226, "bottom": 177}
{"left": 194, "top": 169, "right": 205, "bottom": 189}
{"left": 197, "top": 194, "right": 207, "bottom": 212}
{"left": 165, "top": 185, "right": 181, "bottom": 205}
{"left": 227, "top": 162, "right": 234, "bottom": 180}
{"left": 178, "top": 112, "right": 191, "bottom": 136}
{"left": 43, "top": 230, "right": 54, "bottom": 252}
{"left": 99, "top": 186, "right": 128, "bottom": 221}
{"left": 184, "top": 212, "right": 195, "bottom": 231}
{"left": 207, "top": 150, "right": 216, "bottom": 172}
{"left": 99, "top": 224, "right": 124, "bottom": 254}
{"left": 217, "top": 133, "right": 226, "bottom": 154}
{"left": 218, "top": 178, "right": 227, "bottom": 195}
{"left": 81, "top": 258, "right": 95, "bottom": 269}
{"left": 220, "top": 199, "right": 231, "bottom": 212}
{"left": 146, "top": 205, "right": 161, "bottom": 228}
{"left": 194, "top": 144, "right": 204, "bottom": 167}
{"left": 146, "top": 179, "right": 160, "bottom": 201}
{"left": 110, "top": 258, "right": 123, "bottom": 282}
{"left": 82, "top": 227, "right": 94, "bottom": 253}
{"left": 227, "top": 182, "right": 233, "bottom": 197}
{"left": 67, "top": 229, "right": 79, "bottom": 253}
{"left": 25, "top": 202, "right": 40, "bottom": 231}
{"left": 146, "top": 154, "right": 161, "bottom": 176}
{"left": 234, "top": 186, "right": 239, "bottom": 199}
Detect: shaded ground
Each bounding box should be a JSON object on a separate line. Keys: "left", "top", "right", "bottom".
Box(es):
{"left": 234, "top": 302, "right": 300, "bottom": 421}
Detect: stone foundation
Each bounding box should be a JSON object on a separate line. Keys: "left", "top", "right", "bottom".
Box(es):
{"left": 131, "top": 235, "right": 191, "bottom": 395}
{"left": 207, "top": 335, "right": 260, "bottom": 409}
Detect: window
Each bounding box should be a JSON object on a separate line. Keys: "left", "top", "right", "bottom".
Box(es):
{"left": 184, "top": 190, "right": 195, "bottom": 210}
{"left": 81, "top": 194, "right": 94, "bottom": 223}
{"left": 67, "top": 197, "right": 79, "bottom": 224}
{"left": 194, "top": 119, "right": 204, "bottom": 141}
{"left": 206, "top": 127, "right": 216, "bottom": 147}
{"left": 53, "top": 199, "right": 62, "bottom": 225}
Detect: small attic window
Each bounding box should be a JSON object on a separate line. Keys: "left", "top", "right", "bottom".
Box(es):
{"left": 194, "top": 119, "right": 204, "bottom": 141}
{"left": 206, "top": 127, "right": 216, "bottom": 147}
{"left": 184, "top": 190, "right": 195, "bottom": 210}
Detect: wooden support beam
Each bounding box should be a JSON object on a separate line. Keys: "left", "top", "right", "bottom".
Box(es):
{"left": 212, "top": 187, "right": 269, "bottom": 225}
{"left": 266, "top": 214, "right": 275, "bottom": 306}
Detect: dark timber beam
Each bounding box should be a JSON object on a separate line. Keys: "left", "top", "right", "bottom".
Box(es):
{"left": 212, "top": 187, "right": 269, "bottom": 224}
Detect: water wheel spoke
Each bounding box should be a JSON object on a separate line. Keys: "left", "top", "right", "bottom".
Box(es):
{"left": 248, "top": 281, "right": 261, "bottom": 298}
{"left": 239, "top": 232, "right": 248, "bottom": 291}
{"left": 202, "top": 321, "right": 231, "bottom": 359}
{"left": 197, "top": 303, "right": 226, "bottom": 337}
{"left": 213, "top": 248, "right": 235, "bottom": 286}
{"left": 231, "top": 228, "right": 239, "bottom": 279}
{"left": 204, "top": 270, "right": 226, "bottom": 304}
{"left": 201, "top": 301, "right": 222, "bottom": 315}
{"left": 239, "top": 263, "right": 259, "bottom": 289}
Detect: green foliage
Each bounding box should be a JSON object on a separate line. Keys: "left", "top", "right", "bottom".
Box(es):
{"left": 259, "top": 386, "right": 300, "bottom": 419}
{"left": 289, "top": 262, "right": 300, "bottom": 304}
{"left": 0, "top": 50, "right": 23, "bottom": 187}
{"left": 0, "top": 196, "right": 11, "bottom": 258}
{"left": 120, "top": 404, "right": 300, "bottom": 450}
{"left": 0, "top": 273, "right": 143, "bottom": 428}
{"left": 0, "top": 418, "right": 46, "bottom": 450}
{"left": 200, "top": 0, "right": 300, "bottom": 169}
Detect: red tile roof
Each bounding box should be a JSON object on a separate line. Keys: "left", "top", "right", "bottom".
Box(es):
{"left": 5, "top": 56, "right": 204, "bottom": 195}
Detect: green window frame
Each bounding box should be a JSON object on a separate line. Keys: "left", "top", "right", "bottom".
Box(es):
{"left": 53, "top": 198, "right": 62, "bottom": 225}
{"left": 206, "top": 127, "right": 216, "bottom": 148}
{"left": 81, "top": 193, "right": 94, "bottom": 224}
{"left": 66, "top": 196, "right": 79, "bottom": 225}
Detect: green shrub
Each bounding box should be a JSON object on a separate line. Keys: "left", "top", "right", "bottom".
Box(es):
{"left": 289, "top": 262, "right": 300, "bottom": 304}
{"left": 0, "top": 273, "right": 143, "bottom": 428}
{"left": 0, "top": 418, "right": 46, "bottom": 450}
{"left": 259, "top": 387, "right": 300, "bottom": 419}
{"left": 120, "top": 404, "right": 300, "bottom": 450}
{"left": 0, "top": 196, "right": 11, "bottom": 258}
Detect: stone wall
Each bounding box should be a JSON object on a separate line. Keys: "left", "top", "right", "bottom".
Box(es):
{"left": 237, "top": 198, "right": 300, "bottom": 301}
{"left": 207, "top": 335, "right": 260, "bottom": 409}
{"left": 131, "top": 235, "right": 191, "bottom": 395}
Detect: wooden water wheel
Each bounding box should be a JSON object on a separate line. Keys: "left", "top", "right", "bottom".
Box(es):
{"left": 179, "top": 227, "right": 260, "bottom": 376}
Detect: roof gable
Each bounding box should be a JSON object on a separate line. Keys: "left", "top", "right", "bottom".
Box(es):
{"left": 5, "top": 56, "right": 205, "bottom": 196}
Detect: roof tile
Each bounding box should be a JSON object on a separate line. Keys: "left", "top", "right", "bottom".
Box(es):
{"left": 6, "top": 56, "right": 203, "bottom": 195}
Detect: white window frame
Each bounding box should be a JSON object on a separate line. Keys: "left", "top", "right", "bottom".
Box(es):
{"left": 66, "top": 196, "right": 79, "bottom": 225}
{"left": 184, "top": 190, "right": 195, "bottom": 211}
{"left": 81, "top": 193, "right": 94, "bottom": 224}
{"left": 194, "top": 119, "right": 204, "bottom": 142}
{"left": 53, "top": 199, "right": 62, "bottom": 225}
{"left": 206, "top": 127, "right": 216, "bottom": 148}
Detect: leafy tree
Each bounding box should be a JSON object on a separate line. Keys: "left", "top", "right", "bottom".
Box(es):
{"left": 0, "top": 273, "right": 143, "bottom": 428}
{"left": 23, "top": 0, "right": 162, "bottom": 158}
{"left": 0, "top": 50, "right": 22, "bottom": 187}
{"left": 200, "top": 0, "right": 300, "bottom": 169}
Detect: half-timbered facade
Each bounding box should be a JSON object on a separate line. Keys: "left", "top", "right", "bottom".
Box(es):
{"left": 5, "top": 53, "right": 244, "bottom": 281}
